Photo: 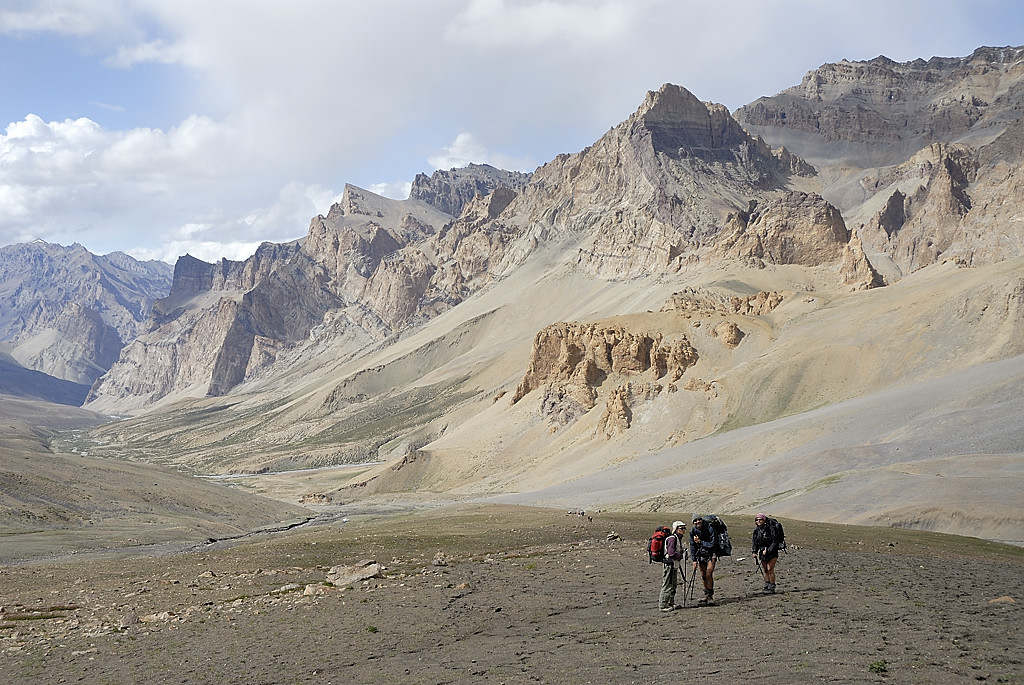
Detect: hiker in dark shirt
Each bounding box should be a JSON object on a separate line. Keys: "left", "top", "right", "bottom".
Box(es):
{"left": 689, "top": 515, "right": 717, "bottom": 606}
{"left": 659, "top": 521, "right": 688, "bottom": 611}
{"left": 752, "top": 513, "right": 780, "bottom": 593}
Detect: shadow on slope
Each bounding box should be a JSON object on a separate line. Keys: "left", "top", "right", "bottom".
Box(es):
{"left": 0, "top": 355, "right": 90, "bottom": 406}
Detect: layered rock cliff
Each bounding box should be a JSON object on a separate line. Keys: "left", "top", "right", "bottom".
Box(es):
{"left": 489, "top": 84, "right": 822, "bottom": 280}
{"left": 735, "top": 46, "right": 1024, "bottom": 152}
{"left": 735, "top": 45, "right": 1024, "bottom": 279}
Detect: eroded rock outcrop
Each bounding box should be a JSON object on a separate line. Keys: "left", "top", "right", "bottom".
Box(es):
{"left": 511, "top": 322, "right": 698, "bottom": 428}
{"left": 714, "top": 192, "right": 848, "bottom": 265}
{"left": 712, "top": 321, "right": 744, "bottom": 347}
{"left": 661, "top": 289, "right": 785, "bottom": 317}
{"left": 856, "top": 138, "right": 1024, "bottom": 276}
{"left": 422, "top": 187, "right": 522, "bottom": 309}
{"left": 730, "top": 291, "right": 784, "bottom": 316}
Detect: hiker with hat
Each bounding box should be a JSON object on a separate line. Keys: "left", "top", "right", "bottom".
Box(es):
{"left": 689, "top": 514, "right": 718, "bottom": 606}
{"left": 658, "top": 521, "right": 688, "bottom": 612}
{"left": 752, "top": 513, "right": 780, "bottom": 593}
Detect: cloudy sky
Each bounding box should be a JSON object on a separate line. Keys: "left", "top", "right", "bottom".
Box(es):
{"left": 1, "top": 0, "right": 1021, "bottom": 264}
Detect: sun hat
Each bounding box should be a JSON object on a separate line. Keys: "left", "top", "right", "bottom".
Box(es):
{"left": 672, "top": 520, "right": 686, "bottom": 530}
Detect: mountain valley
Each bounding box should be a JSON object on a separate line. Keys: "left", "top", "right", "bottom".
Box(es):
{"left": 2, "top": 45, "right": 1024, "bottom": 555}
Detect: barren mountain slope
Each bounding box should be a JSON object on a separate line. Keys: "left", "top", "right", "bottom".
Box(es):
{"left": 346, "top": 257, "right": 1024, "bottom": 545}
{"left": 70, "top": 47, "right": 1024, "bottom": 547}
{"left": 87, "top": 83, "right": 854, "bottom": 415}
{"left": 82, "top": 245, "right": 1024, "bottom": 542}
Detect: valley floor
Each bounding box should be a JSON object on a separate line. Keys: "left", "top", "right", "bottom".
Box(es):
{"left": 1, "top": 505, "right": 1022, "bottom": 683}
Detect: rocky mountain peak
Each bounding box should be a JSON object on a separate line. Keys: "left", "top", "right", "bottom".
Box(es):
{"left": 410, "top": 163, "right": 532, "bottom": 217}
{"left": 633, "top": 84, "right": 749, "bottom": 155}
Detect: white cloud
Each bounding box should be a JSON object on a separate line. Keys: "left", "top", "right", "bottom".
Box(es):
{"left": 428, "top": 132, "right": 534, "bottom": 173}
{"left": 125, "top": 180, "right": 342, "bottom": 263}
{"left": 446, "top": 0, "right": 635, "bottom": 48}
{"left": 428, "top": 133, "right": 490, "bottom": 170}
{"left": 89, "top": 101, "right": 127, "bottom": 114}
{"left": 0, "top": 112, "right": 319, "bottom": 260}
{"left": 0, "top": 0, "right": 129, "bottom": 37}
{"left": 102, "top": 39, "right": 191, "bottom": 69}
{"left": 129, "top": 238, "right": 266, "bottom": 264}
{"left": 369, "top": 181, "right": 413, "bottom": 201}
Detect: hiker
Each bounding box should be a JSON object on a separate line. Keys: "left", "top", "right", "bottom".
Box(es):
{"left": 752, "top": 513, "right": 780, "bottom": 593}
{"left": 689, "top": 514, "right": 717, "bottom": 605}
{"left": 659, "top": 521, "right": 688, "bottom": 612}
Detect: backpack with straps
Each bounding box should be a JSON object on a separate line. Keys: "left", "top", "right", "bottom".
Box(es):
{"left": 647, "top": 526, "right": 671, "bottom": 563}
{"left": 766, "top": 517, "right": 787, "bottom": 551}
{"left": 703, "top": 515, "right": 732, "bottom": 556}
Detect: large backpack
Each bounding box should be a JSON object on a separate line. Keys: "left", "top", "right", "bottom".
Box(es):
{"left": 766, "top": 517, "right": 787, "bottom": 551}
{"left": 647, "top": 526, "right": 671, "bottom": 563}
{"left": 704, "top": 515, "right": 732, "bottom": 556}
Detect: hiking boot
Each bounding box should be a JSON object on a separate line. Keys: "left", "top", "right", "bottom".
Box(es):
{"left": 660, "top": 605, "right": 676, "bottom": 612}
{"left": 766, "top": 583, "right": 776, "bottom": 594}
{"left": 763, "top": 583, "right": 771, "bottom": 592}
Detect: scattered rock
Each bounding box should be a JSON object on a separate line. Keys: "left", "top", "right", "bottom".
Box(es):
{"left": 326, "top": 561, "right": 382, "bottom": 588}
{"left": 712, "top": 321, "right": 743, "bottom": 347}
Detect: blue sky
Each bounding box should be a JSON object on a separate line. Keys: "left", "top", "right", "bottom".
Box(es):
{"left": 1, "top": 0, "right": 1022, "bottom": 264}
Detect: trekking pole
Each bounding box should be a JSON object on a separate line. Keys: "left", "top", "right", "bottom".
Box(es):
{"left": 687, "top": 560, "right": 697, "bottom": 604}
{"left": 681, "top": 551, "right": 689, "bottom": 608}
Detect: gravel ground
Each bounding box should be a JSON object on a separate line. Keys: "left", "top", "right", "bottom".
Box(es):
{"left": 1, "top": 506, "right": 1022, "bottom": 684}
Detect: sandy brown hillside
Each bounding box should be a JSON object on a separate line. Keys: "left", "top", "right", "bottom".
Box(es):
{"left": 55, "top": 46, "right": 1024, "bottom": 549}
{"left": 80, "top": 246, "right": 1024, "bottom": 544}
